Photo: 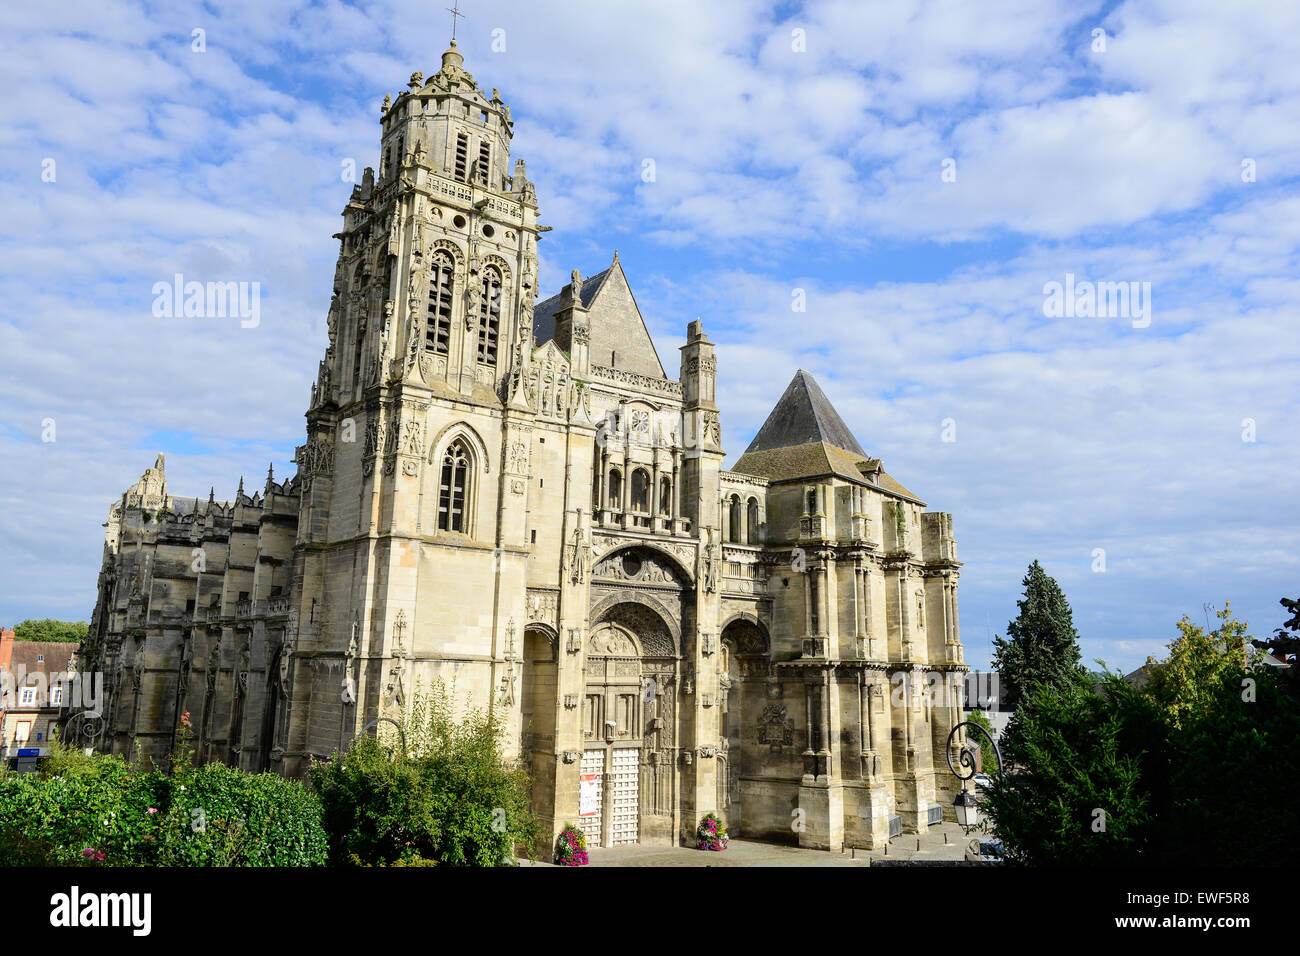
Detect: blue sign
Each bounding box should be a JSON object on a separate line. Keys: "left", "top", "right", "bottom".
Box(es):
{"left": 17, "top": 748, "right": 39, "bottom": 757}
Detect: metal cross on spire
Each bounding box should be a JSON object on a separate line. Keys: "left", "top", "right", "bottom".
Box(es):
{"left": 446, "top": 0, "right": 466, "bottom": 42}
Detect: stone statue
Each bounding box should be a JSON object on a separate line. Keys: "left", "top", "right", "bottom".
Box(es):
{"left": 702, "top": 527, "right": 717, "bottom": 592}
{"left": 568, "top": 525, "right": 587, "bottom": 584}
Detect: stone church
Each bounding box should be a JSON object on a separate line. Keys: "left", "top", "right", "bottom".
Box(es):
{"left": 75, "top": 41, "right": 968, "bottom": 851}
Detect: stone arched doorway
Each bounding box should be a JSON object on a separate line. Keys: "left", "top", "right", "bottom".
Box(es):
{"left": 719, "top": 616, "right": 770, "bottom": 836}
{"left": 578, "top": 621, "right": 645, "bottom": 847}
{"left": 519, "top": 626, "right": 557, "bottom": 788}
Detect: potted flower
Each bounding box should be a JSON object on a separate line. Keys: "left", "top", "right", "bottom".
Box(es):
{"left": 554, "top": 824, "right": 589, "bottom": 866}
{"left": 696, "top": 812, "right": 729, "bottom": 851}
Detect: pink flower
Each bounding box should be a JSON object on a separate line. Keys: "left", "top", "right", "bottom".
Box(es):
{"left": 146, "top": 807, "right": 158, "bottom": 814}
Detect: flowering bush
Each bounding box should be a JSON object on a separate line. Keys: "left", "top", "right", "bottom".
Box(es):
{"left": 554, "top": 824, "right": 589, "bottom": 866}
{"left": 696, "top": 812, "right": 729, "bottom": 851}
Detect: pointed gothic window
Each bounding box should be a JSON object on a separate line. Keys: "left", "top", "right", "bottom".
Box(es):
{"left": 728, "top": 496, "right": 742, "bottom": 543}
{"left": 747, "top": 498, "right": 760, "bottom": 544}
{"left": 477, "top": 140, "right": 491, "bottom": 186}
{"left": 477, "top": 266, "right": 502, "bottom": 364}
{"left": 659, "top": 477, "right": 672, "bottom": 515}
{"left": 426, "top": 251, "right": 454, "bottom": 355}
{"left": 438, "top": 439, "right": 471, "bottom": 533}
{"left": 454, "top": 131, "right": 469, "bottom": 182}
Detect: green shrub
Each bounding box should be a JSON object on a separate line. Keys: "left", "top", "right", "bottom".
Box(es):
{"left": 0, "top": 752, "right": 164, "bottom": 866}
{"left": 0, "top": 727, "right": 326, "bottom": 867}
{"left": 311, "top": 682, "right": 537, "bottom": 867}
{"left": 154, "top": 763, "right": 327, "bottom": 867}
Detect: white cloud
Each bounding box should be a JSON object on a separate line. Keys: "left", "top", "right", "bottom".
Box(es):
{"left": 0, "top": 0, "right": 1294, "bottom": 673}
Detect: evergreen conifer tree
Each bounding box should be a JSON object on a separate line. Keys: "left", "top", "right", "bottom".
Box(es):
{"left": 991, "top": 560, "right": 1085, "bottom": 758}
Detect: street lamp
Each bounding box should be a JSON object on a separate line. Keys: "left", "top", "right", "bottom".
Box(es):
{"left": 953, "top": 788, "right": 979, "bottom": 828}
{"left": 946, "top": 720, "right": 1002, "bottom": 830}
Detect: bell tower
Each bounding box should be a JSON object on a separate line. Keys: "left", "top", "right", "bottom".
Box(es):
{"left": 311, "top": 39, "right": 542, "bottom": 409}
{"left": 288, "top": 40, "right": 544, "bottom": 768}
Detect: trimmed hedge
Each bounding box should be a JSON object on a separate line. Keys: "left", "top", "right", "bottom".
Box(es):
{"left": 0, "top": 750, "right": 326, "bottom": 867}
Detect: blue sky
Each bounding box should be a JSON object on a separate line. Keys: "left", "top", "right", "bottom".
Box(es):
{"left": 1, "top": 0, "right": 1297, "bottom": 672}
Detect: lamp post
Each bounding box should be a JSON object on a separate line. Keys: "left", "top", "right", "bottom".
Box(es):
{"left": 946, "top": 720, "right": 1001, "bottom": 830}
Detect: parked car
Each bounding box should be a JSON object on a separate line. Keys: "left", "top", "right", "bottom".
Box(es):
{"left": 965, "top": 838, "right": 1004, "bottom": 862}
{"left": 973, "top": 773, "right": 994, "bottom": 791}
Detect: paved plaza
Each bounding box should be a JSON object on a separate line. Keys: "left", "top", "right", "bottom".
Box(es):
{"left": 580, "top": 822, "right": 975, "bottom": 867}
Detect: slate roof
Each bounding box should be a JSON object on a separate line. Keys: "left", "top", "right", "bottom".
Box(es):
{"left": 743, "top": 370, "right": 867, "bottom": 457}
{"left": 532, "top": 267, "right": 613, "bottom": 347}
{"left": 733, "top": 369, "right": 924, "bottom": 502}
{"left": 531, "top": 256, "right": 666, "bottom": 378}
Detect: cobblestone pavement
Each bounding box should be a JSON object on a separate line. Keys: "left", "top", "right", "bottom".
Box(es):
{"left": 583, "top": 822, "right": 973, "bottom": 867}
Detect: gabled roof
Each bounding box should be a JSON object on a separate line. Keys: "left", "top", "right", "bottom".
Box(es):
{"left": 532, "top": 268, "right": 611, "bottom": 345}
{"left": 742, "top": 370, "right": 867, "bottom": 457}
{"left": 532, "top": 254, "right": 665, "bottom": 378}
{"left": 4, "top": 641, "right": 75, "bottom": 682}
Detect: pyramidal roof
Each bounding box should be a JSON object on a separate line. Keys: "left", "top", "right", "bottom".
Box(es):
{"left": 743, "top": 370, "right": 866, "bottom": 457}
{"left": 731, "top": 370, "right": 924, "bottom": 501}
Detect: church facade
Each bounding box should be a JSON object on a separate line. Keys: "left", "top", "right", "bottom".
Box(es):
{"left": 75, "top": 42, "right": 968, "bottom": 851}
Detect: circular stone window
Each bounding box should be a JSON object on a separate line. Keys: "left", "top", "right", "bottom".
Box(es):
{"left": 453, "top": 214, "right": 467, "bottom": 229}
{"left": 482, "top": 223, "right": 495, "bottom": 238}
{"left": 621, "top": 552, "right": 642, "bottom": 578}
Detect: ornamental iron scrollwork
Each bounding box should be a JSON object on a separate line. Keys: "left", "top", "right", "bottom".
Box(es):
{"left": 946, "top": 720, "right": 1002, "bottom": 779}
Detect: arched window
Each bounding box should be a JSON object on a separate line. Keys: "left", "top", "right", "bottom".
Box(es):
{"left": 608, "top": 469, "right": 622, "bottom": 508}
{"left": 747, "top": 498, "right": 760, "bottom": 544}
{"left": 659, "top": 477, "right": 672, "bottom": 515}
{"left": 426, "top": 251, "right": 454, "bottom": 355}
{"left": 729, "top": 496, "right": 742, "bottom": 543}
{"left": 477, "top": 267, "right": 502, "bottom": 364}
{"left": 631, "top": 469, "right": 650, "bottom": 512}
{"left": 438, "top": 439, "right": 471, "bottom": 532}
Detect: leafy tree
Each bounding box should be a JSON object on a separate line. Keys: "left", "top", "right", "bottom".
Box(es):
{"left": 12, "top": 619, "right": 88, "bottom": 643}
{"left": 1165, "top": 663, "right": 1300, "bottom": 865}
{"left": 991, "top": 561, "right": 1085, "bottom": 758}
{"left": 981, "top": 674, "right": 1165, "bottom": 865}
{"left": 1142, "top": 603, "right": 1250, "bottom": 729}
{"left": 981, "top": 604, "right": 1300, "bottom": 866}
{"left": 1252, "top": 597, "right": 1300, "bottom": 689}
